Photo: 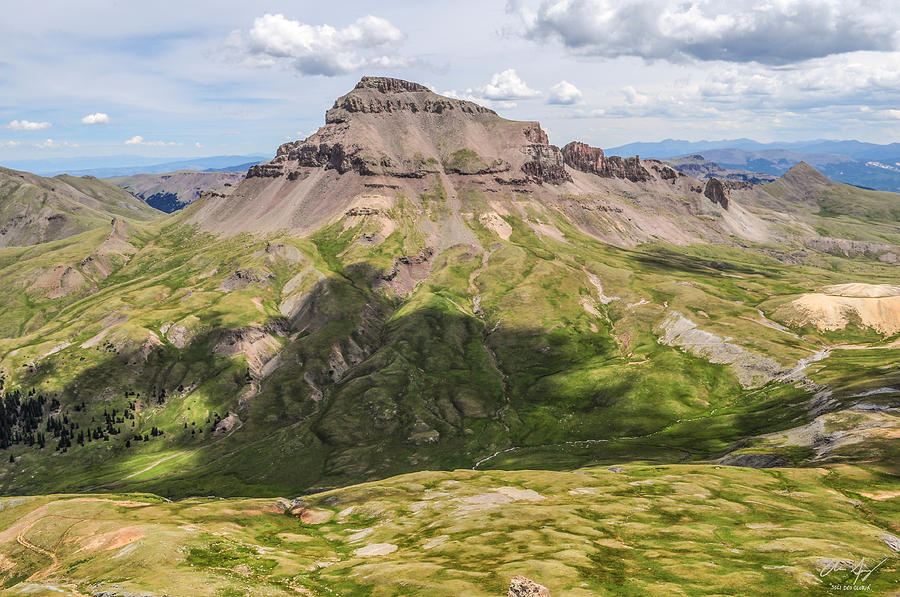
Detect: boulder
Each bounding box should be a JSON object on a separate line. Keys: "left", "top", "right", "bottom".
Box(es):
{"left": 703, "top": 177, "right": 730, "bottom": 209}
{"left": 508, "top": 576, "right": 551, "bottom": 597}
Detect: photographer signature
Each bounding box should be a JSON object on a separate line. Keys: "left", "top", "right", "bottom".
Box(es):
{"left": 818, "top": 558, "right": 888, "bottom": 585}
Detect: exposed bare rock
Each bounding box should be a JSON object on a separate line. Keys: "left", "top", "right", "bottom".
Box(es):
{"left": 214, "top": 326, "right": 282, "bottom": 376}
{"left": 703, "top": 178, "right": 730, "bottom": 209}
{"left": 561, "top": 141, "right": 650, "bottom": 182}
{"left": 657, "top": 311, "right": 783, "bottom": 388}
{"left": 327, "top": 76, "right": 495, "bottom": 122}
{"left": 561, "top": 141, "right": 605, "bottom": 174}
{"left": 345, "top": 206, "right": 381, "bottom": 217}
{"left": 263, "top": 242, "right": 304, "bottom": 264}
{"left": 246, "top": 163, "right": 284, "bottom": 179}
{"left": 408, "top": 417, "right": 440, "bottom": 445}
{"left": 805, "top": 237, "right": 898, "bottom": 262}
{"left": 883, "top": 533, "right": 900, "bottom": 553}
{"left": 508, "top": 576, "right": 551, "bottom": 597}
{"left": 774, "top": 283, "right": 900, "bottom": 335}
{"left": 378, "top": 247, "right": 434, "bottom": 295}
{"left": 649, "top": 161, "right": 680, "bottom": 180}
{"left": 165, "top": 323, "right": 193, "bottom": 349}
{"left": 29, "top": 265, "right": 87, "bottom": 298}
{"left": 521, "top": 144, "right": 571, "bottom": 184}
{"left": 128, "top": 331, "right": 163, "bottom": 365}
{"left": 220, "top": 269, "right": 274, "bottom": 291}
{"left": 718, "top": 453, "right": 788, "bottom": 468}
{"left": 213, "top": 412, "right": 241, "bottom": 436}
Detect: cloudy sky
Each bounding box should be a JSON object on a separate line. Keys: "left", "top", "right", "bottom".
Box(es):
{"left": 2, "top": 0, "right": 899, "bottom": 161}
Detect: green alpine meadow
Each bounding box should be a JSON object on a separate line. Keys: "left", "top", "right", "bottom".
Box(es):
{"left": 0, "top": 77, "right": 897, "bottom": 596}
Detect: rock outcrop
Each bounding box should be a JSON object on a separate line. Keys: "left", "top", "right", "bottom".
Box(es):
{"left": 379, "top": 247, "right": 434, "bottom": 295}
{"left": 703, "top": 177, "right": 730, "bottom": 209}
{"left": 242, "top": 77, "right": 568, "bottom": 183}
{"left": 508, "top": 576, "right": 551, "bottom": 597}
{"left": 561, "top": 141, "right": 650, "bottom": 182}
{"left": 561, "top": 141, "right": 605, "bottom": 173}
{"left": 521, "top": 144, "right": 571, "bottom": 184}
{"left": 805, "top": 237, "right": 898, "bottom": 263}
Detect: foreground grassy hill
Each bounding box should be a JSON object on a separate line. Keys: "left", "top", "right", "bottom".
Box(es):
{"left": 1, "top": 463, "right": 898, "bottom": 596}
{"left": 0, "top": 191, "right": 896, "bottom": 498}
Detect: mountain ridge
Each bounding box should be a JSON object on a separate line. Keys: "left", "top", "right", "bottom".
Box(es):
{"left": 0, "top": 76, "right": 896, "bottom": 507}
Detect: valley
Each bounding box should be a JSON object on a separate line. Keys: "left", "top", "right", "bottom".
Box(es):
{"left": 0, "top": 77, "right": 897, "bottom": 596}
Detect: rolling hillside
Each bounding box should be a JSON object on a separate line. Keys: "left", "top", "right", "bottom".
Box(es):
{"left": 0, "top": 77, "right": 897, "bottom": 596}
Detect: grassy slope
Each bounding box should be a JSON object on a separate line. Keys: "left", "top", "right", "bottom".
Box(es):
{"left": 0, "top": 463, "right": 898, "bottom": 596}
{"left": 0, "top": 168, "right": 161, "bottom": 246}
{"left": 0, "top": 174, "right": 895, "bottom": 500}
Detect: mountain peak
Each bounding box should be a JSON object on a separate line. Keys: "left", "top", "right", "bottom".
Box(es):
{"left": 782, "top": 161, "right": 833, "bottom": 185}
{"left": 240, "top": 76, "right": 549, "bottom": 183}
{"left": 353, "top": 76, "right": 431, "bottom": 94}
{"left": 326, "top": 76, "right": 497, "bottom": 124}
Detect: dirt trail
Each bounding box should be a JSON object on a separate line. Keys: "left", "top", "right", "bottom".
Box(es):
{"left": 16, "top": 530, "right": 58, "bottom": 577}
{"left": 16, "top": 514, "right": 85, "bottom": 581}
{"left": 84, "top": 418, "right": 244, "bottom": 491}
{"left": 119, "top": 450, "right": 189, "bottom": 481}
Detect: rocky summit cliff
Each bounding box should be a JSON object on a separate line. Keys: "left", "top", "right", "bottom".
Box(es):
{"left": 250, "top": 76, "right": 541, "bottom": 179}
{"left": 186, "top": 77, "right": 805, "bottom": 249}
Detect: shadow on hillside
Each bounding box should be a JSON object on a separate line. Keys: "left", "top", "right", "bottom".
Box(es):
{"left": 1, "top": 260, "right": 852, "bottom": 499}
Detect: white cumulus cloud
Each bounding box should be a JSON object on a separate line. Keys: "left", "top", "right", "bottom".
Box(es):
{"left": 7, "top": 119, "right": 51, "bottom": 131}
{"left": 547, "top": 80, "right": 583, "bottom": 104}
{"left": 512, "top": 0, "right": 900, "bottom": 65}
{"left": 125, "top": 135, "right": 182, "bottom": 147}
{"left": 481, "top": 69, "right": 541, "bottom": 100}
{"left": 81, "top": 113, "right": 109, "bottom": 125}
{"left": 1, "top": 140, "right": 21, "bottom": 148}
{"left": 443, "top": 69, "right": 541, "bottom": 110}
{"left": 229, "top": 13, "right": 407, "bottom": 76}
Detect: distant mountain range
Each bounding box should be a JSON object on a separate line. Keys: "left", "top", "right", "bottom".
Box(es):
{"left": 0, "top": 154, "right": 266, "bottom": 178}
{"left": 607, "top": 138, "right": 900, "bottom": 191}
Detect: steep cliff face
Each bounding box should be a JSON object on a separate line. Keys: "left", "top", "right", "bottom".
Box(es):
{"left": 248, "top": 76, "right": 555, "bottom": 181}
{"left": 562, "top": 141, "right": 650, "bottom": 182}
{"left": 187, "top": 77, "right": 789, "bottom": 247}
{"left": 703, "top": 177, "right": 730, "bottom": 209}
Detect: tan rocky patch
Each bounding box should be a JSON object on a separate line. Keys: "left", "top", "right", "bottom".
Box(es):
{"left": 479, "top": 212, "right": 512, "bottom": 241}
{"left": 213, "top": 326, "right": 281, "bottom": 376}
{"left": 290, "top": 507, "right": 333, "bottom": 525}
{"left": 775, "top": 283, "right": 900, "bottom": 335}
{"left": 0, "top": 553, "right": 15, "bottom": 573}
{"left": 354, "top": 542, "right": 397, "bottom": 556}
{"left": 77, "top": 526, "right": 144, "bottom": 553}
